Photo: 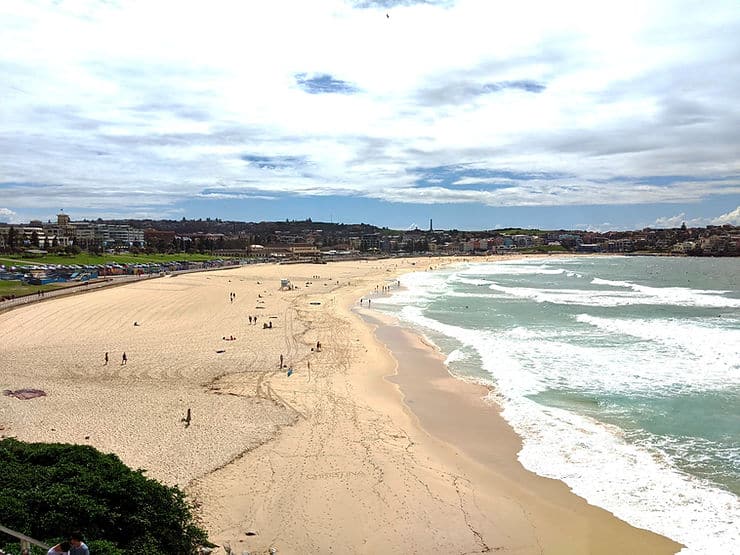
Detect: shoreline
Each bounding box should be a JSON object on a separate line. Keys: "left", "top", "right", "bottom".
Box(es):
{"left": 359, "top": 308, "right": 683, "bottom": 554}
{"left": 0, "top": 256, "right": 684, "bottom": 553}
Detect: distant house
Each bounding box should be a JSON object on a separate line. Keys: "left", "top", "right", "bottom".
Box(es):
{"left": 289, "top": 243, "right": 319, "bottom": 255}
{"left": 575, "top": 243, "right": 602, "bottom": 253}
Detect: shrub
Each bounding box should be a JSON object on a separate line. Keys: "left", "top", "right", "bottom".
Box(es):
{"left": 0, "top": 439, "right": 209, "bottom": 554}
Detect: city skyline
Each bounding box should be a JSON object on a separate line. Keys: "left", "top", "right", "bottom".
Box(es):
{"left": 1, "top": 0, "right": 739, "bottom": 231}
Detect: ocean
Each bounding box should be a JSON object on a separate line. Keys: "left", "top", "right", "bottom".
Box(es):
{"left": 372, "top": 255, "right": 740, "bottom": 554}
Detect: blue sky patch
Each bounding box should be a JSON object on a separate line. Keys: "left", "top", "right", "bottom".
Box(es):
{"left": 482, "top": 80, "right": 546, "bottom": 94}
{"left": 411, "top": 165, "right": 570, "bottom": 188}
{"left": 241, "top": 154, "right": 307, "bottom": 170}
{"left": 295, "top": 73, "right": 360, "bottom": 95}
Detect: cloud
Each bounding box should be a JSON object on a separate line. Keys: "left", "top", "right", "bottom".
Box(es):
{"left": 352, "top": 0, "right": 452, "bottom": 7}
{"left": 0, "top": 0, "right": 739, "bottom": 226}
{"left": 0, "top": 207, "right": 18, "bottom": 223}
{"left": 651, "top": 213, "right": 690, "bottom": 228}
{"left": 197, "top": 191, "right": 278, "bottom": 201}
{"left": 582, "top": 222, "right": 614, "bottom": 233}
{"left": 711, "top": 205, "right": 740, "bottom": 226}
{"left": 485, "top": 80, "right": 545, "bottom": 93}
{"left": 650, "top": 205, "right": 740, "bottom": 229}
{"left": 417, "top": 79, "right": 545, "bottom": 105}
{"left": 241, "top": 154, "right": 308, "bottom": 170}
{"left": 295, "top": 73, "right": 360, "bottom": 95}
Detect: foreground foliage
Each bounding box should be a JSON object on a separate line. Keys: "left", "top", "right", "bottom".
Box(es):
{"left": 0, "top": 439, "right": 209, "bottom": 555}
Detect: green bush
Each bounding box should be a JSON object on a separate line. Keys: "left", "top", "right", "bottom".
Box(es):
{"left": 0, "top": 439, "right": 209, "bottom": 554}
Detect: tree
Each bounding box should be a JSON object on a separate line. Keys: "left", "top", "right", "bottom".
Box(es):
{"left": 0, "top": 439, "right": 209, "bottom": 555}
{"left": 7, "top": 226, "right": 16, "bottom": 251}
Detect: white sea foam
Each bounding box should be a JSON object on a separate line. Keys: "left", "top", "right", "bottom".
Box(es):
{"left": 487, "top": 282, "right": 642, "bottom": 307}
{"left": 371, "top": 270, "right": 451, "bottom": 306}
{"left": 576, "top": 314, "right": 740, "bottom": 385}
{"left": 400, "top": 300, "right": 733, "bottom": 395}
{"left": 591, "top": 277, "right": 635, "bottom": 288}
{"left": 447, "top": 291, "right": 509, "bottom": 300}
{"left": 590, "top": 278, "right": 739, "bottom": 308}
{"left": 450, "top": 275, "right": 493, "bottom": 286}
{"left": 487, "top": 281, "right": 740, "bottom": 308}
{"left": 459, "top": 265, "right": 567, "bottom": 276}
{"left": 445, "top": 348, "right": 468, "bottom": 365}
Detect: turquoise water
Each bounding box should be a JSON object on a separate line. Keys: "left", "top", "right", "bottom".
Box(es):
{"left": 372, "top": 256, "right": 740, "bottom": 554}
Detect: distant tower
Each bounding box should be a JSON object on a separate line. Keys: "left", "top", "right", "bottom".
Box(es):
{"left": 58, "top": 211, "right": 70, "bottom": 226}
{"left": 429, "top": 219, "right": 433, "bottom": 232}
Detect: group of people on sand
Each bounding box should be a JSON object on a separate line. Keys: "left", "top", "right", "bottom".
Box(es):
{"left": 103, "top": 352, "right": 126, "bottom": 365}
{"left": 47, "top": 531, "right": 89, "bottom": 554}
{"left": 222, "top": 335, "right": 237, "bottom": 341}
{"left": 229, "top": 291, "right": 237, "bottom": 303}
{"left": 247, "top": 315, "right": 259, "bottom": 325}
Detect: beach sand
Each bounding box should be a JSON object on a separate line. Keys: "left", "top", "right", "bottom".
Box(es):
{"left": 0, "top": 257, "right": 682, "bottom": 554}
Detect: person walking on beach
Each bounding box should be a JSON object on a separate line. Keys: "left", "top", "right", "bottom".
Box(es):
{"left": 69, "top": 532, "right": 89, "bottom": 555}
{"left": 181, "top": 408, "right": 192, "bottom": 428}
{"left": 104, "top": 352, "right": 108, "bottom": 365}
{"left": 280, "top": 354, "right": 284, "bottom": 368}
{"left": 121, "top": 352, "right": 127, "bottom": 365}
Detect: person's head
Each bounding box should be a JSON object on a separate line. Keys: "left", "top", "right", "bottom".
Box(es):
{"left": 60, "top": 541, "right": 72, "bottom": 551}
{"left": 69, "top": 530, "right": 85, "bottom": 545}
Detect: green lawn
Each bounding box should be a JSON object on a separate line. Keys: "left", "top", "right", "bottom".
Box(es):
{"left": 0, "top": 252, "right": 227, "bottom": 266}
{"left": 0, "top": 279, "right": 67, "bottom": 298}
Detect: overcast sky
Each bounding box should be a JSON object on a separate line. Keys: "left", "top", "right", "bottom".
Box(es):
{"left": 1, "top": 0, "right": 739, "bottom": 230}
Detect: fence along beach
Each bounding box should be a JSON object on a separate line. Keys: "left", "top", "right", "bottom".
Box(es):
{"left": 0, "top": 257, "right": 682, "bottom": 553}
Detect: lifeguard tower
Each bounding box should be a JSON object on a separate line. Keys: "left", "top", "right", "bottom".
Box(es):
{"left": 280, "top": 278, "right": 291, "bottom": 290}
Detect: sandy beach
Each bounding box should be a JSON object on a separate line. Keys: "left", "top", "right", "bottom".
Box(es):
{"left": 0, "top": 257, "right": 682, "bottom": 554}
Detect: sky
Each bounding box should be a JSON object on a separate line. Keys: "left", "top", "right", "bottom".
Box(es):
{"left": 1, "top": 0, "right": 739, "bottom": 232}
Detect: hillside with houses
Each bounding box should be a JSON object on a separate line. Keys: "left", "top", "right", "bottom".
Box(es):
{"left": 1, "top": 213, "right": 738, "bottom": 259}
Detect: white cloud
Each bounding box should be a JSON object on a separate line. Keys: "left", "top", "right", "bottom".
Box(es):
{"left": 575, "top": 222, "right": 616, "bottom": 233}
{"left": 0, "top": 207, "right": 18, "bottom": 223}
{"left": 1, "top": 0, "right": 739, "bottom": 219}
{"left": 652, "top": 213, "right": 690, "bottom": 228}
{"left": 650, "top": 205, "right": 740, "bottom": 229}
{"left": 711, "top": 205, "right": 740, "bottom": 226}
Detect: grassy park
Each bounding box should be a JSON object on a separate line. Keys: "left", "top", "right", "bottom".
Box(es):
{"left": 0, "top": 279, "right": 68, "bottom": 298}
